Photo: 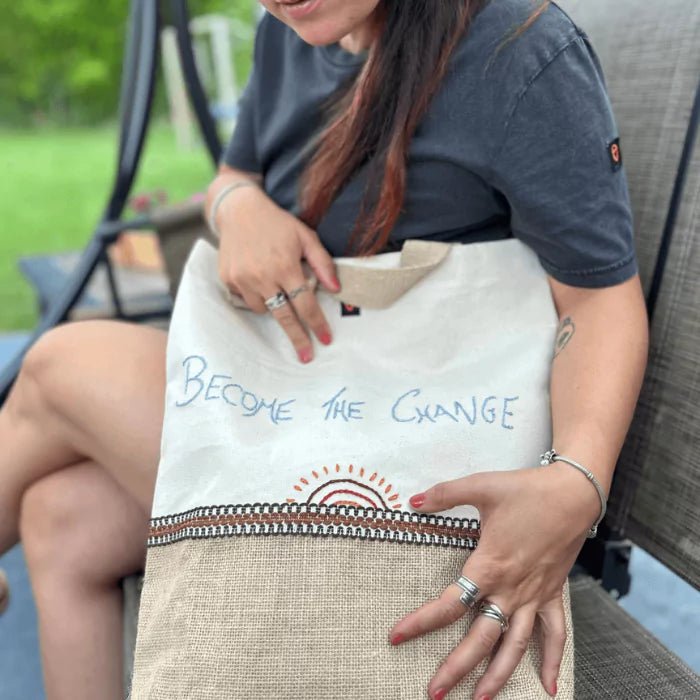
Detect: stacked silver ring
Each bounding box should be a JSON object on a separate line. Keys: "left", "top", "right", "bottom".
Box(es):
{"left": 478, "top": 601, "right": 509, "bottom": 633}
{"left": 264, "top": 291, "right": 288, "bottom": 311}
{"left": 455, "top": 575, "right": 480, "bottom": 609}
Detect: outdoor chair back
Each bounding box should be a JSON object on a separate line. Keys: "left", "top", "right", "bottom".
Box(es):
{"left": 556, "top": 0, "right": 700, "bottom": 590}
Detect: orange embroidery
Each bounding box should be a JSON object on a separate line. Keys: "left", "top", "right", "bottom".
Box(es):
{"left": 288, "top": 464, "right": 403, "bottom": 509}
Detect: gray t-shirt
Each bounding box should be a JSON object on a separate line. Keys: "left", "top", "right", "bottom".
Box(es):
{"left": 223, "top": 0, "right": 638, "bottom": 288}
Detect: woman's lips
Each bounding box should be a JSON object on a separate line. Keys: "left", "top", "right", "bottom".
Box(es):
{"left": 275, "top": 0, "right": 323, "bottom": 20}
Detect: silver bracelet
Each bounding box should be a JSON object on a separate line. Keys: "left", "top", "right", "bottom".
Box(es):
{"left": 539, "top": 449, "right": 607, "bottom": 539}
{"left": 207, "top": 180, "right": 258, "bottom": 237}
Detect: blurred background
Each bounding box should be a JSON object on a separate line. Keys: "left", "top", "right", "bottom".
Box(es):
{"left": 0, "top": 0, "right": 255, "bottom": 334}
{"left": 0, "top": 1, "right": 698, "bottom": 698}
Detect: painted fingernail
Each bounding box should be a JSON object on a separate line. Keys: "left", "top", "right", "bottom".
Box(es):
{"left": 479, "top": 695, "right": 491, "bottom": 700}
{"left": 410, "top": 493, "right": 426, "bottom": 508}
{"left": 432, "top": 688, "right": 447, "bottom": 700}
{"left": 298, "top": 348, "right": 313, "bottom": 363}
{"left": 319, "top": 330, "right": 332, "bottom": 345}
{"left": 550, "top": 680, "right": 557, "bottom": 696}
{"left": 389, "top": 633, "right": 404, "bottom": 645}
{"left": 331, "top": 275, "right": 341, "bottom": 291}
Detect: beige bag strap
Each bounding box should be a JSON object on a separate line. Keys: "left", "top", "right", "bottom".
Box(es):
{"left": 216, "top": 239, "right": 452, "bottom": 311}
{"left": 331, "top": 240, "right": 452, "bottom": 309}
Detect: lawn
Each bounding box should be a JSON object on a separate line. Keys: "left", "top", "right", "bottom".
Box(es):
{"left": 0, "top": 123, "right": 215, "bottom": 331}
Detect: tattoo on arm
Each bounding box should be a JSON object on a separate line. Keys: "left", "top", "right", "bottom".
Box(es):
{"left": 554, "top": 316, "right": 575, "bottom": 357}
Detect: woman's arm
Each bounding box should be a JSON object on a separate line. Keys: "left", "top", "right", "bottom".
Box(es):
{"left": 547, "top": 273, "right": 649, "bottom": 503}
{"left": 387, "top": 273, "right": 650, "bottom": 700}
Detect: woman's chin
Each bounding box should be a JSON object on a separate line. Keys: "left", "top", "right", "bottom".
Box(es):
{"left": 286, "top": 21, "right": 347, "bottom": 48}
{"left": 298, "top": 32, "right": 342, "bottom": 47}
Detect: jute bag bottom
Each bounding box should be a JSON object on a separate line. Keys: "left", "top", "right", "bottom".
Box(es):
{"left": 131, "top": 535, "right": 574, "bottom": 699}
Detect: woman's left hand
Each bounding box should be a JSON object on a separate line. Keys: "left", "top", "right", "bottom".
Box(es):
{"left": 388, "top": 463, "right": 603, "bottom": 700}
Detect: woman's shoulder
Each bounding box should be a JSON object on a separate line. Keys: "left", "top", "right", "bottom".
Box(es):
{"left": 454, "top": 0, "right": 587, "bottom": 85}
{"left": 472, "top": 0, "right": 584, "bottom": 52}
{"left": 431, "top": 0, "right": 603, "bottom": 156}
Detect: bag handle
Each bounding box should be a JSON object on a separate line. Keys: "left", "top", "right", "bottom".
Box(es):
{"left": 330, "top": 239, "right": 452, "bottom": 309}
{"left": 217, "top": 239, "right": 452, "bottom": 311}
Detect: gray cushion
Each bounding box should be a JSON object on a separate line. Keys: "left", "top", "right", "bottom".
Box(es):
{"left": 570, "top": 574, "right": 700, "bottom": 699}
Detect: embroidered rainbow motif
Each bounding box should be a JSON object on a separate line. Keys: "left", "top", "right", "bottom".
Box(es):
{"left": 287, "top": 463, "right": 402, "bottom": 510}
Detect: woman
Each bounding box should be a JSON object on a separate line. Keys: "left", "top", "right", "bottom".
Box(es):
{"left": 0, "top": 0, "right": 648, "bottom": 698}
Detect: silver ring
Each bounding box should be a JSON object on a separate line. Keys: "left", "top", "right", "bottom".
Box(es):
{"left": 478, "top": 600, "right": 509, "bottom": 633}
{"left": 264, "top": 291, "right": 288, "bottom": 311}
{"left": 455, "top": 575, "right": 480, "bottom": 609}
{"left": 287, "top": 283, "right": 310, "bottom": 301}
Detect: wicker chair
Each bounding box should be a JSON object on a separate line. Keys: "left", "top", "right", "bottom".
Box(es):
{"left": 122, "top": 0, "right": 700, "bottom": 696}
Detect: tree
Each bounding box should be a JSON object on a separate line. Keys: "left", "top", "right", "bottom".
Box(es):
{"left": 0, "top": 0, "right": 255, "bottom": 126}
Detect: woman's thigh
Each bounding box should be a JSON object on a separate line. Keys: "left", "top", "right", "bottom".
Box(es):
{"left": 20, "top": 459, "right": 149, "bottom": 583}
{"left": 19, "top": 319, "right": 167, "bottom": 513}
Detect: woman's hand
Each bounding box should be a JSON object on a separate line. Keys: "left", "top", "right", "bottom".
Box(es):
{"left": 210, "top": 173, "right": 341, "bottom": 363}
{"left": 388, "top": 464, "right": 602, "bottom": 700}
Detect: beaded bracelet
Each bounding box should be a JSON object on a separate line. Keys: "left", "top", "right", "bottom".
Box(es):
{"left": 539, "top": 449, "right": 607, "bottom": 539}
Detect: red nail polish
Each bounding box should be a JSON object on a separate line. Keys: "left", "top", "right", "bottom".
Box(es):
{"left": 410, "top": 493, "right": 426, "bottom": 508}
{"left": 551, "top": 680, "right": 557, "bottom": 696}
{"left": 433, "top": 688, "right": 447, "bottom": 700}
{"left": 390, "top": 633, "right": 404, "bottom": 645}
{"left": 479, "top": 695, "right": 491, "bottom": 700}
{"left": 298, "top": 348, "right": 313, "bottom": 363}
{"left": 332, "top": 275, "right": 341, "bottom": 291}
{"left": 319, "top": 331, "right": 332, "bottom": 345}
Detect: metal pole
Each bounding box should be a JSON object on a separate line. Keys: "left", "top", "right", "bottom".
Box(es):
{"left": 171, "top": 0, "right": 223, "bottom": 167}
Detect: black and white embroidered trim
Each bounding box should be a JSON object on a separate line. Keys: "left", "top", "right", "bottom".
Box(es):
{"left": 148, "top": 502, "right": 481, "bottom": 550}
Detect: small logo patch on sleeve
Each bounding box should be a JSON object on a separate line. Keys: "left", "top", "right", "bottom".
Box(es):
{"left": 607, "top": 137, "right": 622, "bottom": 172}
{"left": 340, "top": 302, "right": 361, "bottom": 317}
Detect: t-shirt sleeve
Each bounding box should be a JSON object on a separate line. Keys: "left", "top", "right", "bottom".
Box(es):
{"left": 488, "top": 32, "right": 638, "bottom": 288}
{"left": 220, "top": 18, "right": 265, "bottom": 173}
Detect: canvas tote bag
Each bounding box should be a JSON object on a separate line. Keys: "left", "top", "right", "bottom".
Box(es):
{"left": 130, "top": 236, "right": 575, "bottom": 699}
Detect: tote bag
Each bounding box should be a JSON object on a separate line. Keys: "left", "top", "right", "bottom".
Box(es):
{"left": 130, "top": 237, "right": 575, "bottom": 699}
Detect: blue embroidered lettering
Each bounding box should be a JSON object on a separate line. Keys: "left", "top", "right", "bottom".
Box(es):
{"left": 176, "top": 355, "right": 207, "bottom": 407}
{"left": 501, "top": 396, "right": 519, "bottom": 430}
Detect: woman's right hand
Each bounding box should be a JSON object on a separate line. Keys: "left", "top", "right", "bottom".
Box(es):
{"left": 210, "top": 174, "right": 341, "bottom": 363}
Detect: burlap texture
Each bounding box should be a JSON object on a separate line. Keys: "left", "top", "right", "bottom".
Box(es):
{"left": 131, "top": 536, "right": 574, "bottom": 699}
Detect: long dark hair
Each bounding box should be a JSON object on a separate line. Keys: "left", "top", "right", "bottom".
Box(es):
{"left": 298, "top": 0, "right": 550, "bottom": 256}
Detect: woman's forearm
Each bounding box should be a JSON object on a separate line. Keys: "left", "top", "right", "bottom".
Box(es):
{"left": 547, "top": 274, "right": 649, "bottom": 507}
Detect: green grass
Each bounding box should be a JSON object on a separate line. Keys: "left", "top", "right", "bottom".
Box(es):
{"left": 0, "top": 123, "right": 215, "bottom": 330}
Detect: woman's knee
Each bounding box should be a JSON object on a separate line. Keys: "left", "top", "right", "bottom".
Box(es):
{"left": 10, "top": 320, "right": 165, "bottom": 460}
{"left": 11, "top": 322, "right": 95, "bottom": 419}
{"left": 20, "top": 461, "right": 148, "bottom": 586}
